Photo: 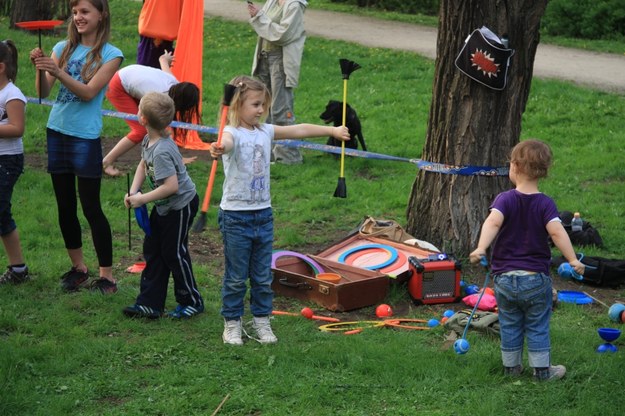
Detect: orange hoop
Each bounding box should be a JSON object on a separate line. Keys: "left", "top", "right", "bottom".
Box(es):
{"left": 384, "top": 319, "right": 431, "bottom": 330}
{"left": 318, "top": 321, "right": 385, "bottom": 333}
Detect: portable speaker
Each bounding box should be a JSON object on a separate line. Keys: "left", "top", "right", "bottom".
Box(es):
{"left": 407, "top": 256, "right": 462, "bottom": 305}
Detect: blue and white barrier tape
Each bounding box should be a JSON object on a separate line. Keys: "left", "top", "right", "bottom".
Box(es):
{"left": 27, "top": 97, "right": 509, "bottom": 176}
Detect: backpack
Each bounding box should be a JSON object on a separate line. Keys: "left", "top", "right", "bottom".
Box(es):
{"left": 553, "top": 254, "right": 625, "bottom": 288}
{"left": 558, "top": 211, "right": 604, "bottom": 247}
{"left": 444, "top": 310, "right": 500, "bottom": 337}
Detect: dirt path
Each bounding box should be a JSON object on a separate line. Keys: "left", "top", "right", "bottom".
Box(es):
{"left": 205, "top": 0, "right": 625, "bottom": 94}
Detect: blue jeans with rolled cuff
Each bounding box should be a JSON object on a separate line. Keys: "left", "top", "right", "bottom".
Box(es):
{"left": 494, "top": 272, "right": 553, "bottom": 368}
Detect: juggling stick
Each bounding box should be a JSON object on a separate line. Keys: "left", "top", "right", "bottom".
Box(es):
{"left": 15, "top": 20, "right": 64, "bottom": 104}
{"left": 127, "top": 173, "right": 131, "bottom": 251}
{"left": 271, "top": 309, "right": 341, "bottom": 323}
{"left": 454, "top": 256, "right": 490, "bottom": 355}
{"left": 192, "top": 83, "right": 237, "bottom": 233}
{"left": 333, "top": 58, "right": 361, "bottom": 199}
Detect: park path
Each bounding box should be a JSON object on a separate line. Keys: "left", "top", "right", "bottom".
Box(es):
{"left": 204, "top": 0, "right": 625, "bottom": 95}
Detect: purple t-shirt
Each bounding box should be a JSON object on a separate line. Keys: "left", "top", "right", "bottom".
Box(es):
{"left": 490, "top": 189, "right": 560, "bottom": 275}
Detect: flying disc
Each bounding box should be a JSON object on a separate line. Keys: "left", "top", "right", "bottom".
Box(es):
{"left": 134, "top": 205, "right": 152, "bottom": 236}
{"left": 345, "top": 247, "right": 407, "bottom": 275}
{"left": 557, "top": 290, "right": 592, "bottom": 305}
{"left": 15, "top": 20, "right": 64, "bottom": 30}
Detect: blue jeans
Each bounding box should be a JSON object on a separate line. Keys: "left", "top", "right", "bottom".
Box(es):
{"left": 0, "top": 154, "right": 23, "bottom": 236}
{"left": 218, "top": 208, "right": 274, "bottom": 320}
{"left": 47, "top": 128, "right": 103, "bottom": 178}
{"left": 494, "top": 273, "right": 553, "bottom": 368}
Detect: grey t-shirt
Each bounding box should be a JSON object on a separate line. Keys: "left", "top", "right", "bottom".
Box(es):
{"left": 141, "top": 135, "right": 196, "bottom": 215}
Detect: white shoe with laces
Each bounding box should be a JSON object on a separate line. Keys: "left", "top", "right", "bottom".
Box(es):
{"left": 252, "top": 316, "right": 278, "bottom": 344}
{"left": 223, "top": 319, "right": 243, "bottom": 346}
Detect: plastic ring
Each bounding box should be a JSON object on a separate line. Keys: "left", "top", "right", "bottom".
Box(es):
{"left": 383, "top": 319, "right": 431, "bottom": 330}
{"left": 318, "top": 321, "right": 386, "bottom": 332}
{"left": 338, "top": 244, "right": 398, "bottom": 270}
{"left": 346, "top": 247, "right": 407, "bottom": 275}
{"left": 271, "top": 250, "right": 325, "bottom": 275}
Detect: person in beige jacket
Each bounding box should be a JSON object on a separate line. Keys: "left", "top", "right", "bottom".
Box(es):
{"left": 248, "top": 0, "right": 308, "bottom": 164}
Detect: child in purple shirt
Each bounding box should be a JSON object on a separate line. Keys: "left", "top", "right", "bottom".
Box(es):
{"left": 470, "top": 139, "right": 584, "bottom": 381}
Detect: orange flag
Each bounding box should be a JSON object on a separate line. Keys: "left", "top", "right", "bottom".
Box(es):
{"left": 171, "top": 0, "right": 208, "bottom": 150}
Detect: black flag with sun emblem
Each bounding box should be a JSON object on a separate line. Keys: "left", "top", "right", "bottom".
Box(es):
{"left": 455, "top": 26, "right": 514, "bottom": 91}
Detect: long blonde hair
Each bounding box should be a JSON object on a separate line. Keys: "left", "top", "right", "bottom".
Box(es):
{"left": 226, "top": 75, "right": 271, "bottom": 128}
{"left": 58, "top": 0, "right": 111, "bottom": 83}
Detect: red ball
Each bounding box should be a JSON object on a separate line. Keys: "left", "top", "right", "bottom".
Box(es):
{"left": 621, "top": 310, "right": 625, "bottom": 323}
{"left": 375, "top": 304, "right": 393, "bottom": 318}
{"left": 301, "top": 307, "right": 314, "bottom": 319}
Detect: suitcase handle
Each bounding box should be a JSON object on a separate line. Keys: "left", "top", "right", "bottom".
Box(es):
{"left": 278, "top": 278, "right": 312, "bottom": 290}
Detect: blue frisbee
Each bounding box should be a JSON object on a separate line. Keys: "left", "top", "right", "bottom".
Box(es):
{"left": 134, "top": 205, "right": 152, "bottom": 236}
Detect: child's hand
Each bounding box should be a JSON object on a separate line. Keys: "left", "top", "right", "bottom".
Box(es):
{"left": 569, "top": 259, "right": 585, "bottom": 276}
{"left": 29, "top": 48, "right": 44, "bottom": 64}
{"left": 469, "top": 248, "right": 486, "bottom": 264}
{"left": 332, "top": 126, "right": 350, "bottom": 142}
{"left": 159, "top": 50, "right": 174, "bottom": 68}
{"left": 210, "top": 142, "right": 225, "bottom": 159}
{"left": 125, "top": 192, "right": 144, "bottom": 209}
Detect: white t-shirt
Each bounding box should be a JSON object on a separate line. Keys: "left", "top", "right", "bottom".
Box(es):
{"left": 220, "top": 124, "right": 274, "bottom": 211}
{"left": 118, "top": 65, "right": 178, "bottom": 98}
{"left": 0, "top": 82, "right": 27, "bottom": 155}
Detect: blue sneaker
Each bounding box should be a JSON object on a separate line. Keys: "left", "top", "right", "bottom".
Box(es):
{"left": 123, "top": 304, "right": 162, "bottom": 319}
{"left": 167, "top": 304, "right": 204, "bottom": 319}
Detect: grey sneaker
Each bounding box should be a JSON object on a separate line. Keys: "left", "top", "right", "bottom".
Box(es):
{"left": 0, "top": 266, "right": 29, "bottom": 285}
{"left": 504, "top": 365, "right": 524, "bottom": 377}
{"left": 223, "top": 319, "right": 243, "bottom": 346}
{"left": 534, "top": 365, "right": 566, "bottom": 381}
{"left": 252, "top": 316, "right": 278, "bottom": 344}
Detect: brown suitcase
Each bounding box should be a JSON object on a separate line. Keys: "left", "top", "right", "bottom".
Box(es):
{"left": 271, "top": 255, "right": 388, "bottom": 312}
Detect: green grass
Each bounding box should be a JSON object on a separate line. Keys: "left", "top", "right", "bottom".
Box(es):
{"left": 1, "top": 1, "right": 625, "bottom": 414}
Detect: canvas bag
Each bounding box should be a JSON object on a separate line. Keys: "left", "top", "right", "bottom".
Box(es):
{"left": 444, "top": 309, "right": 500, "bottom": 336}
{"left": 455, "top": 26, "right": 514, "bottom": 90}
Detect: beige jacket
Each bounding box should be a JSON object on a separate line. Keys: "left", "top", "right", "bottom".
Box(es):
{"left": 250, "top": 0, "right": 308, "bottom": 88}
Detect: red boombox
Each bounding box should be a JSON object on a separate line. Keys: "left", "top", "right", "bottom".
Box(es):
{"left": 407, "top": 256, "right": 462, "bottom": 305}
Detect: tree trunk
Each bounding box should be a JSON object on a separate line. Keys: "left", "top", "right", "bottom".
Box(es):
{"left": 406, "top": 0, "right": 548, "bottom": 256}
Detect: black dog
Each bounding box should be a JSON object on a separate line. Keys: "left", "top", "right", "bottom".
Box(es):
{"left": 319, "top": 100, "right": 367, "bottom": 152}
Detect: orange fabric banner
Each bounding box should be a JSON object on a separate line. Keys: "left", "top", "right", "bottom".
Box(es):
{"left": 138, "top": 0, "right": 184, "bottom": 41}
{"left": 171, "top": 0, "right": 208, "bottom": 150}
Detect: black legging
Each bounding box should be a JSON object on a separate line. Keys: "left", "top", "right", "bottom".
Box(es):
{"left": 51, "top": 173, "right": 113, "bottom": 268}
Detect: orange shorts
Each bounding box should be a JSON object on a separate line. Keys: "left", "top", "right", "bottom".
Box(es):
{"left": 106, "top": 72, "right": 146, "bottom": 143}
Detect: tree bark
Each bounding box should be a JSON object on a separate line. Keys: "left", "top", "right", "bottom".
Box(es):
{"left": 406, "top": 0, "right": 548, "bottom": 256}
{"left": 10, "top": 0, "right": 69, "bottom": 27}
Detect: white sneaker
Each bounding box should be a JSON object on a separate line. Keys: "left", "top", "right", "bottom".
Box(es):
{"left": 252, "top": 316, "right": 278, "bottom": 344}
{"left": 223, "top": 319, "right": 243, "bottom": 345}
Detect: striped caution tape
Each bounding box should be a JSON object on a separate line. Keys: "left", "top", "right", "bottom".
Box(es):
{"left": 27, "top": 97, "right": 509, "bottom": 176}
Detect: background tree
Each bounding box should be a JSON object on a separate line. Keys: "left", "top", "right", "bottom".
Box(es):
{"left": 1, "top": 0, "right": 69, "bottom": 27}
{"left": 406, "top": 0, "right": 549, "bottom": 256}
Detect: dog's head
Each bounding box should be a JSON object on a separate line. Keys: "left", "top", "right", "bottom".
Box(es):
{"left": 319, "top": 100, "right": 351, "bottom": 124}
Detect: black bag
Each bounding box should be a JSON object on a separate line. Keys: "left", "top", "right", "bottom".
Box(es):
{"left": 553, "top": 255, "right": 625, "bottom": 288}
{"left": 454, "top": 26, "right": 514, "bottom": 90}
{"left": 559, "top": 211, "right": 604, "bottom": 247}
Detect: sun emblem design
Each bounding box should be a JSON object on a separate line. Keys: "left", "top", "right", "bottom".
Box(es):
{"left": 471, "top": 49, "right": 500, "bottom": 77}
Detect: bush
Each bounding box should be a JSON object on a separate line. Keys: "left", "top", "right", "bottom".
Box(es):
{"left": 542, "top": 0, "right": 625, "bottom": 40}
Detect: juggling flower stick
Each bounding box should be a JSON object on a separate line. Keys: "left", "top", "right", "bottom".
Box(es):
{"left": 192, "top": 83, "right": 237, "bottom": 233}
{"left": 333, "top": 59, "right": 361, "bottom": 199}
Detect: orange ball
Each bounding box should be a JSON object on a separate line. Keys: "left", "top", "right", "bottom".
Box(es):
{"left": 441, "top": 316, "right": 449, "bottom": 324}
{"left": 301, "top": 307, "right": 314, "bottom": 319}
{"left": 375, "top": 304, "right": 393, "bottom": 318}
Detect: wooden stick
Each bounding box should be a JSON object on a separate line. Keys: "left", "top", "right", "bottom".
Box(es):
{"left": 583, "top": 291, "right": 610, "bottom": 309}
{"left": 211, "top": 393, "right": 230, "bottom": 416}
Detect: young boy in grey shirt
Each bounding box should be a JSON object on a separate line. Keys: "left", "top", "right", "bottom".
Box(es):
{"left": 123, "top": 92, "right": 203, "bottom": 319}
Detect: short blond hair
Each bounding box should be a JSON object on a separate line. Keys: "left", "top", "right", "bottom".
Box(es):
{"left": 139, "top": 92, "right": 176, "bottom": 134}
{"left": 510, "top": 139, "right": 553, "bottom": 180}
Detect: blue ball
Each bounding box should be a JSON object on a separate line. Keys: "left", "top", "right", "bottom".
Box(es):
{"left": 454, "top": 339, "right": 470, "bottom": 354}
{"left": 608, "top": 303, "right": 625, "bottom": 322}
{"left": 427, "top": 319, "right": 440, "bottom": 327}
{"left": 465, "top": 284, "right": 479, "bottom": 295}
{"left": 443, "top": 309, "right": 455, "bottom": 318}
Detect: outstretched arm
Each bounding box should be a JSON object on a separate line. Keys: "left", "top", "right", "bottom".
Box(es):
{"left": 547, "top": 221, "right": 585, "bottom": 275}
{"left": 469, "top": 209, "right": 503, "bottom": 263}
{"left": 274, "top": 124, "right": 349, "bottom": 141}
